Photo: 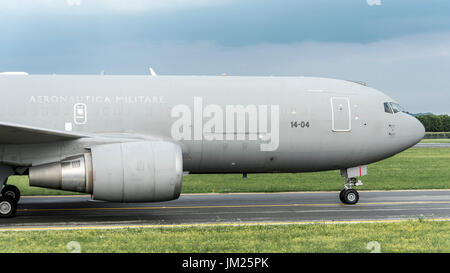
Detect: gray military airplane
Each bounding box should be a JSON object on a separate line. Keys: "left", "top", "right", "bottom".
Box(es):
{"left": 0, "top": 74, "right": 424, "bottom": 217}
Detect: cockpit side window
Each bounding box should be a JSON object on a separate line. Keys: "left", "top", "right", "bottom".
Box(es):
{"left": 384, "top": 102, "right": 393, "bottom": 114}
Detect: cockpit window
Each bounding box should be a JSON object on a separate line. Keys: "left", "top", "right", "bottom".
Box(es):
{"left": 384, "top": 102, "right": 405, "bottom": 114}
{"left": 384, "top": 102, "right": 393, "bottom": 114}
{"left": 390, "top": 102, "right": 404, "bottom": 113}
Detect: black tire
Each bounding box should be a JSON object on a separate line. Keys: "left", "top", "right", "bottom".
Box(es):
{"left": 0, "top": 196, "right": 17, "bottom": 218}
{"left": 339, "top": 189, "right": 346, "bottom": 203}
{"left": 2, "top": 185, "right": 20, "bottom": 203}
{"left": 343, "top": 189, "right": 359, "bottom": 205}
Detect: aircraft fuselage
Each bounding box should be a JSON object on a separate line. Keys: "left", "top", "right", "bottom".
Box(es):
{"left": 0, "top": 75, "right": 424, "bottom": 173}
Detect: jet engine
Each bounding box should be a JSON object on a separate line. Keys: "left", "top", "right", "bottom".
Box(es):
{"left": 28, "top": 141, "right": 183, "bottom": 202}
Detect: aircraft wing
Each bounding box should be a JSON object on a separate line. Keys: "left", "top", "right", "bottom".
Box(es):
{"left": 0, "top": 122, "right": 88, "bottom": 144}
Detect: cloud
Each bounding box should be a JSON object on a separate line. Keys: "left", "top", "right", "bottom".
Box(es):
{"left": 100, "top": 0, "right": 221, "bottom": 11}
{"left": 2, "top": 0, "right": 450, "bottom": 46}
{"left": 27, "top": 31, "right": 444, "bottom": 114}
{"left": 0, "top": 0, "right": 449, "bottom": 114}
{"left": 66, "top": 0, "right": 81, "bottom": 7}
{"left": 366, "top": 0, "right": 381, "bottom": 6}
{"left": 0, "top": 0, "right": 223, "bottom": 12}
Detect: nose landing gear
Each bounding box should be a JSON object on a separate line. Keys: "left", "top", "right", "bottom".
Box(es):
{"left": 339, "top": 166, "right": 366, "bottom": 205}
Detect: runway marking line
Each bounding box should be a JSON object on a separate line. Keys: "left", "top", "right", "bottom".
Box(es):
{"left": 182, "top": 189, "right": 450, "bottom": 195}
{"left": 17, "top": 200, "right": 450, "bottom": 213}
{"left": 1, "top": 218, "right": 450, "bottom": 232}
{"left": 19, "top": 189, "right": 450, "bottom": 199}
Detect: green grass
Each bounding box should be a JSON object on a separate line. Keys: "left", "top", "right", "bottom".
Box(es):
{"left": 7, "top": 147, "right": 450, "bottom": 195}
{"left": 421, "top": 139, "right": 450, "bottom": 143}
{"left": 1, "top": 221, "right": 449, "bottom": 253}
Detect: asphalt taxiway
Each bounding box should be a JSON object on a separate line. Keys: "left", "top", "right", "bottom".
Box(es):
{"left": 1, "top": 190, "right": 450, "bottom": 230}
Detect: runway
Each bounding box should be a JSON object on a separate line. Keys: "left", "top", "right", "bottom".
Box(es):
{"left": 2, "top": 190, "right": 450, "bottom": 230}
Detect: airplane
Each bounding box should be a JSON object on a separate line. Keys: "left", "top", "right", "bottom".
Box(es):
{"left": 0, "top": 73, "right": 425, "bottom": 218}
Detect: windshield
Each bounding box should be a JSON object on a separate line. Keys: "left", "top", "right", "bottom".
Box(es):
{"left": 384, "top": 102, "right": 405, "bottom": 114}
{"left": 390, "top": 102, "right": 404, "bottom": 113}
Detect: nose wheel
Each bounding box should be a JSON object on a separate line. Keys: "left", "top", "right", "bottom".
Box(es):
{"left": 339, "top": 177, "right": 362, "bottom": 205}
{"left": 339, "top": 189, "right": 359, "bottom": 205}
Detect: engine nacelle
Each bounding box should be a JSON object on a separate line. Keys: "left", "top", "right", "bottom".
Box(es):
{"left": 28, "top": 141, "right": 183, "bottom": 202}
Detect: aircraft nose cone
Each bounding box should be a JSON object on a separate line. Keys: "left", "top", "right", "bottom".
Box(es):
{"left": 407, "top": 115, "right": 425, "bottom": 146}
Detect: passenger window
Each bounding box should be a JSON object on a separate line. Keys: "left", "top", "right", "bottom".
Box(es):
{"left": 384, "top": 102, "right": 393, "bottom": 114}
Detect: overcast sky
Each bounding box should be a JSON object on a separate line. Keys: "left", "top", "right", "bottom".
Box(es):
{"left": 1, "top": 0, "right": 449, "bottom": 113}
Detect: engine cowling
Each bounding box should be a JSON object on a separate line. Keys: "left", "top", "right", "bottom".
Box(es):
{"left": 28, "top": 141, "right": 183, "bottom": 202}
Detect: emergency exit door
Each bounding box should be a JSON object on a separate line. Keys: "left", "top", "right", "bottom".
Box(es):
{"left": 331, "top": 97, "right": 351, "bottom": 132}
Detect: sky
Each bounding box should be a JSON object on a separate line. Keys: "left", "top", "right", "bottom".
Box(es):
{"left": 0, "top": 0, "right": 449, "bottom": 114}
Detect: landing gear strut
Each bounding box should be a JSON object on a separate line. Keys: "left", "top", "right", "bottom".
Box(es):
{"left": 339, "top": 166, "right": 366, "bottom": 205}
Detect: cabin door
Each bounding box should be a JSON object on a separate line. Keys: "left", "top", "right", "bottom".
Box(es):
{"left": 331, "top": 97, "right": 351, "bottom": 132}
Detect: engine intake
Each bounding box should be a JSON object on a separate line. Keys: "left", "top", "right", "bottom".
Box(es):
{"left": 28, "top": 141, "right": 183, "bottom": 202}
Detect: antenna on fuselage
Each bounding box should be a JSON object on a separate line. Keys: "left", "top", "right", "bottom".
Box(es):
{"left": 149, "top": 67, "right": 157, "bottom": 76}
{"left": 346, "top": 80, "right": 367, "bottom": 86}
